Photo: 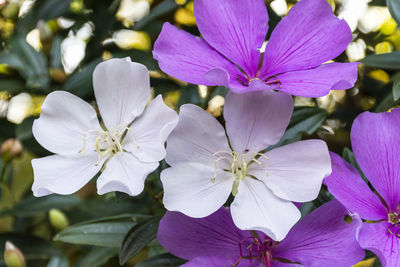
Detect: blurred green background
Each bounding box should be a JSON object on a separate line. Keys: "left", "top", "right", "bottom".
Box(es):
{"left": 0, "top": 0, "right": 399, "bottom": 266}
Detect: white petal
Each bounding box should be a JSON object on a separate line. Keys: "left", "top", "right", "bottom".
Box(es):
{"left": 97, "top": 152, "right": 158, "bottom": 196}
{"left": 93, "top": 58, "right": 150, "bottom": 129}
{"left": 165, "top": 104, "right": 230, "bottom": 167}
{"left": 253, "top": 139, "right": 331, "bottom": 202}
{"left": 123, "top": 95, "right": 178, "bottom": 162}
{"left": 224, "top": 90, "right": 293, "bottom": 153}
{"left": 231, "top": 178, "right": 300, "bottom": 241}
{"left": 32, "top": 154, "right": 101, "bottom": 197}
{"left": 161, "top": 163, "right": 232, "bottom": 218}
{"left": 32, "top": 91, "right": 101, "bottom": 155}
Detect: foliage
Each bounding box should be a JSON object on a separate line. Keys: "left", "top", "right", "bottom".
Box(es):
{"left": 0, "top": 0, "right": 398, "bottom": 266}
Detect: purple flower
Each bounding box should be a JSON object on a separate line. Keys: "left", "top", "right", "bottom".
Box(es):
{"left": 153, "top": 0, "right": 357, "bottom": 97}
{"left": 158, "top": 200, "right": 364, "bottom": 267}
{"left": 161, "top": 90, "right": 331, "bottom": 241}
{"left": 324, "top": 108, "right": 400, "bottom": 266}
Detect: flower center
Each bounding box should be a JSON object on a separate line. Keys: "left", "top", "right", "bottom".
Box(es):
{"left": 387, "top": 212, "right": 400, "bottom": 238}
{"left": 79, "top": 125, "right": 129, "bottom": 165}
{"left": 212, "top": 151, "right": 269, "bottom": 196}
{"left": 234, "top": 41, "right": 282, "bottom": 89}
{"left": 234, "top": 235, "right": 273, "bottom": 267}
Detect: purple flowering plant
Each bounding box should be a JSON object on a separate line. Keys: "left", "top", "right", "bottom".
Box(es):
{"left": 158, "top": 200, "right": 365, "bottom": 267}
{"left": 3, "top": 0, "right": 399, "bottom": 265}
{"left": 325, "top": 109, "right": 400, "bottom": 266}
{"left": 153, "top": 0, "right": 358, "bottom": 97}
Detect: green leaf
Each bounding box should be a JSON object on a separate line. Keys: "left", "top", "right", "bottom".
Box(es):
{"left": 388, "top": 0, "right": 400, "bottom": 25}
{"left": 54, "top": 221, "right": 134, "bottom": 247}
{"left": 342, "top": 147, "right": 368, "bottom": 183}
{"left": 62, "top": 59, "right": 102, "bottom": 99}
{"left": 272, "top": 106, "right": 328, "bottom": 147}
{"left": 15, "top": 116, "right": 50, "bottom": 156}
{"left": 362, "top": 51, "right": 400, "bottom": 70}
{"left": 47, "top": 255, "right": 69, "bottom": 267}
{"left": 17, "top": 0, "right": 72, "bottom": 33}
{"left": 0, "top": 195, "right": 81, "bottom": 217}
{"left": 375, "top": 90, "right": 400, "bottom": 112}
{"left": 0, "top": 35, "right": 49, "bottom": 90}
{"left": 50, "top": 36, "right": 63, "bottom": 70}
{"left": 53, "top": 215, "right": 150, "bottom": 247}
{"left": 136, "top": 253, "right": 186, "bottom": 267}
{"left": 134, "top": 0, "right": 179, "bottom": 30}
{"left": 393, "top": 75, "right": 400, "bottom": 101}
{"left": 0, "top": 79, "right": 26, "bottom": 94}
{"left": 0, "top": 234, "right": 62, "bottom": 264}
{"left": 119, "top": 217, "right": 160, "bottom": 264}
{"left": 76, "top": 247, "right": 118, "bottom": 267}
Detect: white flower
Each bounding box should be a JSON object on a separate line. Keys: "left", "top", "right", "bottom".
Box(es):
{"left": 161, "top": 91, "right": 332, "bottom": 241}
{"left": 31, "top": 58, "right": 178, "bottom": 197}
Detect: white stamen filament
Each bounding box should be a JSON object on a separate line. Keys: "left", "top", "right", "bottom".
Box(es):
{"left": 212, "top": 150, "right": 269, "bottom": 196}
{"left": 78, "top": 125, "right": 133, "bottom": 165}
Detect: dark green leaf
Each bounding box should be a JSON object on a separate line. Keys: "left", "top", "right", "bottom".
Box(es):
{"left": 342, "top": 147, "right": 368, "bottom": 183}
{"left": 136, "top": 253, "right": 186, "bottom": 267}
{"left": 76, "top": 247, "right": 118, "bottom": 267}
{"left": 17, "top": 0, "right": 72, "bottom": 33}
{"left": 50, "top": 36, "right": 64, "bottom": 70}
{"left": 0, "top": 119, "right": 16, "bottom": 141}
{"left": 0, "top": 79, "right": 26, "bottom": 94}
{"left": 272, "top": 106, "right": 328, "bottom": 148}
{"left": 47, "top": 255, "right": 69, "bottom": 267}
{"left": 0, "top": 195, "right": 82, "bottom": 217}
{"left": 119, "top": 217, "right": 160, "bottom": 264}
{"left": 54, "top": 221, "right": 135, "bottom": 247}
{"left": 134, "top": 0, "right": 179, "bottom": 30}
{"left": 0, "top": 35, "right": 49, "bottom": 90}
{"left": 62, "top": 59, "right": 102, "bottom": 99}
{"left": 0, "top": 234, "right": 62, "bottom": 264}
{"left": 375, "top": 90, "right": 400, "bottom": 112}
{"left": 393, "top": 75, "right": 400, "bottom": 101}
{"left": 362, "top": 51, "right": 400, "bottom": 70}
{"left": 15, "top": 116, "right": 50, "bottom": 156}
{"left": 388, "top": 0, "right": 400, "bottom": 25}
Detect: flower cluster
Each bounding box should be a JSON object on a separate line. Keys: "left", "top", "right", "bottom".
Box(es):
{"left": 30, "top": 0, "right": 400, "bottom": 266}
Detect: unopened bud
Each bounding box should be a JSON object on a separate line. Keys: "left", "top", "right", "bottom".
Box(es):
{"left": 0, "top": 139, "right": 23, "bottom": 159}
{"left": 4, "top": 241, "right": 26, "bottom": 267}
{"left": 49, "top": 209, "right": 69, "bottom": 231}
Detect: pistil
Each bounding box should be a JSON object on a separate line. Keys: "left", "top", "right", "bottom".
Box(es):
{"left": 212, "top": 150, "right": 269, "bottom": 196}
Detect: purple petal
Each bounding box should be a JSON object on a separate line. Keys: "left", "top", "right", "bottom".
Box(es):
{"left": 261, "top": 0, "right": 352, "bottom": 77}
{"left": 182, "top": 257, "right": 261, "bottom": 267}
{"left": 157, "top": 207, "right": 247, "bottom": 262}
{"left": 358, "top": 222, "right": 400, "bottom": 267}
{"left": 273, "top": 63, "right": 358, "bottom": 97}
{"left": 324, "top": 152, "right": 387, "bottom": 221}
{"left": 224, "top": 90, "right": 293, "bottom": 153}
{"left": 351, "top": 109, "right": 400, "bottom": 212}
{"left": 274, "top": 200, "right": 365, "bottom": 267}
{"left": 153, "top": 23, "right": 242, "bottom": 87}
{"left": 194, "top": 0, "right": 268, "bottom": 77}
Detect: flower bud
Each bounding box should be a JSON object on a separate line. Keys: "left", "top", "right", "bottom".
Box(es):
{"left": 49, "top": 209, "right": 69, "bottom": 231}
{"left": 0, "top": 139, "right": 23, "bottom": 159}
{"left": 112, "top": 30, "right": 151, "bottom": 51}
{"left": 3, "top": 241, "right": 26, "bottom": 267}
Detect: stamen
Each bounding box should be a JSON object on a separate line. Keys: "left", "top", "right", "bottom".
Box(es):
{"left": 256, "top": 41, "right": 268, "bottom": 77}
